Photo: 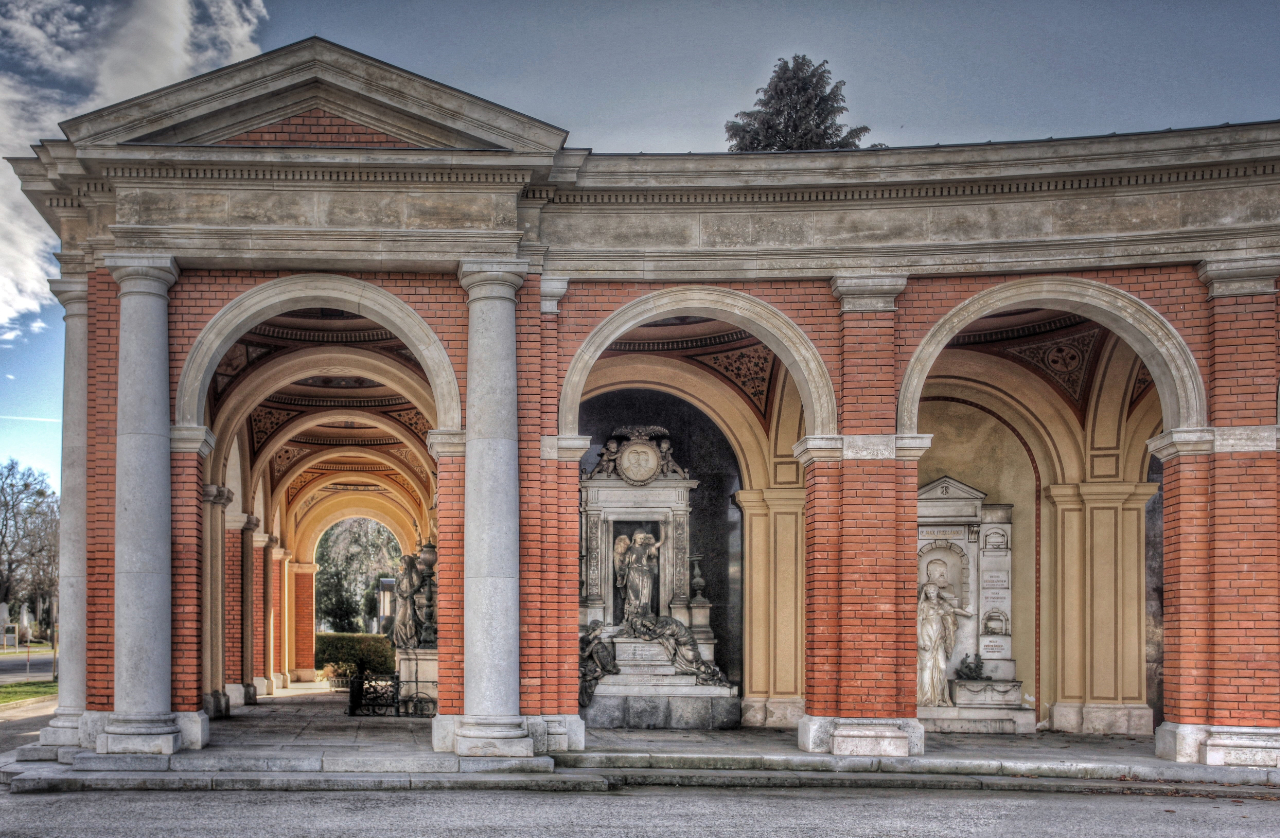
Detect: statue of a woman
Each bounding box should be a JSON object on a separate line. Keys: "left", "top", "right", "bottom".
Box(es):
{"left": 917, "top": 582, "right": 972, "bottom": 707}
{"left": 578, "top": 620, "right": 619, "bottom": 706}
{"left": 392, "top": 554, "right": 424, "bottom": 649}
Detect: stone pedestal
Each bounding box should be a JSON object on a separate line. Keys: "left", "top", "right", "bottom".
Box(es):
{"left": 397, "top": 648, "right": 438, "bottom": 713}
{"left": 916, "top": 680, "right": 1036, "bottom": 734}
{"left": 797, "top": 715, "right": 925, "bottom": 756}
{"left": 1157, "top": 722, "right": 1280, "bottom": 766}
{"left": 584, "top": 637, "right": 739, "bottom": 729}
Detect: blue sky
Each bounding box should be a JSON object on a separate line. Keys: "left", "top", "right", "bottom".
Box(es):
{"left": 2, "top": 0, "right": 1280, "bottom": 492}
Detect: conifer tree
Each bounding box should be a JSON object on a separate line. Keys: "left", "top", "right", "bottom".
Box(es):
{"left": 726, "top": 55, "right": 873, "bottom": 152}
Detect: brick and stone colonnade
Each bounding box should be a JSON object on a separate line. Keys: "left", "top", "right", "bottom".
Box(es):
{"left": 37, "top": 255, "right": 1280, "bottom": 765}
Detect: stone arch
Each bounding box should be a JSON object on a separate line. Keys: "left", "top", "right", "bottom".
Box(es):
{"left": 295, "top": 495, "right": 418, "bottom": 568}
{"left": 270, "top": 446, "right": 433, "bottom": 520}
{"left": 174, "top": 273, "right": 461, "bottom": 433}
{"left": 898, "top": 276, "right": 1207, "bottom": 435}
{"left": 559, "top": 286, "right": 838, "bottom": 438}
{"left": 250, "top": 409, "right": 434, "bottom": 507}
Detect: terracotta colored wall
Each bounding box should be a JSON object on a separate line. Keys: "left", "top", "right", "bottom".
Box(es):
{"left": 86, "top": 268, "right": 118, "bottom": 711}
{"left": 224, "top": 530, "right": 242, "bottom": 682}
{"left": 215, "top": 109, "right": 419, "bottom": 148}
{"left": 171, "top": 454, "right": 203, "bottom": 711}
{"left": 253, "top": 544, "right": 266, "bottom": 679}
{"left": 294, "top": 574, "right": 314, "bottom": 670}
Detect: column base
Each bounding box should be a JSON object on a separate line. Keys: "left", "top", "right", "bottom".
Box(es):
{"left": 742, "top": 697, "right": 805, "bottom": 729}
{"left": 524, "top": 714, "right": 585, "bottom": 752}
{"left": 1052, "top": 702, "right": 1153, "bottom": 735}
{"left": 38, "top": 708, "right": 84, "bottom": 747}
{"left": 453, "top": 715, "right": 535, "bottom": 757}
{"left": 797, "top": 714, "right": 925, "bottom": 756}
{"left": 97, "top": 713, "right": 183, "bottom": 755}
{"left": 1157, "top": 721, "right": 1280, "bottom": 766}
{"left": 253, "top": 676, "right": 272, "bottom": 697}
{"left": 79, "top": 710, "right": 110, "bottom": 750}
{"left": 203, "top": 691, "right": 230, "bottom": 719}
{"left": 177, "top": 710, "right": 210, "bottom": 750}
{"left": 432, "top": 714, "right": 458, "bottom": 752}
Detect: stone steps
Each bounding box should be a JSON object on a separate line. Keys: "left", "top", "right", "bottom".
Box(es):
{"left": 65, "top": 750, "right": 553, "bottom": 775}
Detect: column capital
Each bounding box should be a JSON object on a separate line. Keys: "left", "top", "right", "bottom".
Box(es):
{"left": 792, "top": 435, "right": 844, "bottom": 468}
{"left": 47, "top": 277, "right": 88, "bottom": 316}
{"left": 203, "top": 484, "right": 235, "bottom": 507}
{"left": 540, "top": 434, "right": 591, "bottom": 461}
{"left": 1147, "top": 427, "right": 1216, "bottom": 461}
{"left": 830, "top": 274, "right": 909, "bottom": 312}
{"left": 103, "top": 253, "right": 178, "bottom": 293}
{"left": 427, "top": 429, "right": 466, "bottom": 459}
{"left": 1197, "top": 258, "right": 1279, "bottom": 298}
{"left": 459, "top": 260, "right": 527, "bottom": 302}
{"left": 171, "top": 425, "right": 216, "bottom": 457}
{"left": 242, "top": 516, "right": 261, "bottom": 533}
{"left": 288, "top": 562, "right": 320, "bottom": 576}
{"left": 539, "top": 276, "right": 570, "bottom": 314}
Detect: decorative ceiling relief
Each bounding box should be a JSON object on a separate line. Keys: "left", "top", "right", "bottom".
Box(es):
{"left": 271, "top": 445, "right": 312, "bottom": 479}
{"left": 998, "top": 326, "right": 1104, "bottom": 404}
{"left": 389, "top": 446, "right": 432, "bottom": 484}
{"left": 286, "top": 469, "right": 323, "bottom": 503}
{"left": 249, "top": 406, "right": 301, "bottom": 451}
{"left": 1129, "top": 361, "right": 1155, "bottom": 415}
{"left": 212, "top": 341, "right": 278, "bottom": 399}
{"left": 387, "top": 471, "right": 424, "bottom": 507}
{"left": 387, "top": 407, "right": 431, "bottom": 439}
{"left": 693, "top": 343, "right": 778, "bottom": 414}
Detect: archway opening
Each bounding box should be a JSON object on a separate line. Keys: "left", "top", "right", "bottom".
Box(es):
{"left": 574, "top": 311, "right": 811, "bottom": 730}
{"left": 314, "top": 517, "right": 402, "bottom": 635}
{"left": 913, "top": 297, "right": 1175, "bottom": 737}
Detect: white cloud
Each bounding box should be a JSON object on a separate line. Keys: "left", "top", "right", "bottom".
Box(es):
{"left": 0, "top": 329, "right": 21, "bottom": 341}
{"left": 5, "top": 374, "right": 13, "bottom": 379}
{"left": 28, "top": 318, "right": 47, "bottom": 333}
{"left": 0, "top": 0, "right": 268, "bottom": 328}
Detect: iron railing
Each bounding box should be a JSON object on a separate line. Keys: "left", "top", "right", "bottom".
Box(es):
{"left": 345, "top": 673, "right": 438, "bottom": 718}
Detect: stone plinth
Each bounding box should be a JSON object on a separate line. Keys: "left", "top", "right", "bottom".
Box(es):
{"left": 584, "top": 637, "right": 739, "bottom": 730}
{"left": 916, "top": 679, "right": 1035, "bottom": 734}
{"left": 397, "top": 648, "right": 438, "bottom": 713}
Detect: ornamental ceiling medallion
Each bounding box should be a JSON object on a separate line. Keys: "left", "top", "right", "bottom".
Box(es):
{"left": 271, "top": 445, "right": 312, "bottom": 479}
{"left": 959, "top": 321, "right": 1106, "bottom": 422}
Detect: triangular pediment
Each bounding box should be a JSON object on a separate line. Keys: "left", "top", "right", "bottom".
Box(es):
{"left": 58, "top": 38, "right": 568, "bottom": 153}
{"left": 917, "top": 476, "right": 987, "bottom": 502}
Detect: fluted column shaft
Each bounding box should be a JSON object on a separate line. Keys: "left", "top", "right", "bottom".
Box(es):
{"left": 454, "top": 261, "right": 533, "bottom": 757}
{"left": 100, "top": 255, "right": 181, "bottom": 754}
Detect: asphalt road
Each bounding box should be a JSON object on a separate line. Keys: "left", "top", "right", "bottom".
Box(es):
{"left": 0, "top": 651, "right": 52, "bottom": 686}
{"left": 0, "top": 786, "right": 1274, "bottom": 838}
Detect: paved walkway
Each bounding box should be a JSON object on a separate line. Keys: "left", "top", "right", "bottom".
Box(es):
{"left": 213, "top": 683, "right": 433, "bottom": 751}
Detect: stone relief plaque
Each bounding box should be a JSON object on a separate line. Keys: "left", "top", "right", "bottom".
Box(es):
{"left": 618, "top": 440, "right": 660, "bottom": 485}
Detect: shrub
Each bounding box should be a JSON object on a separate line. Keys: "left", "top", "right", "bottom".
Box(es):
{"left": 314, "top": 632, "right": 394, "bottom": 675}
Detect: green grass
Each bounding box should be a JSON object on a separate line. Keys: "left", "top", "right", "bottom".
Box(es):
{"left": 0, "top": 681, "right": 57, "bottom": 704}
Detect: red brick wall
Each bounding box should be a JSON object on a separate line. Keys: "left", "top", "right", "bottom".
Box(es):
{"left": 224, "top": 530, "right": 242, "bottom": 683}
{"left": 86, "top": 268, "right": 118, "bottom": 711}
{"left": 171, "top": 453, "right": 203, "bottom": 711}
{"left": 271, "top": 556, "right": 282, "bottom": 675}
{"left": 253, "top": 543, "right": 266, "bottom": 679}
{"left": 804, "top": 461, "right": 842, "bottom": 716}
{"left": 294, "top": 574, "right": 314, "bottom": 670}
{"left": 214, "top": 109, "right": 420, "bottom": 148}
{"left": 435, "top": 457, "right": 464, "bottom": 714}
{"left": 1163, "top": 454, "right": 1211, "bottom": 725}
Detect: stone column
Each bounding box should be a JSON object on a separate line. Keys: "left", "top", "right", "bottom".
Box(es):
{"left": 99, "top": 254, "right": 182, "bottom": 755}
{"left": 202, "top": 485, "right": 233, "bottom": 719}
{"left": 240, "top": 516, "right": 259, "bottom": 700}
{"left": 38, "top": 278, "right": 88, "bottom": 749}
{"left": 453, "top": 261, "right": 534, "bottom": 757}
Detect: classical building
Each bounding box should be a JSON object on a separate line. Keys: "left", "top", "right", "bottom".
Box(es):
{"left": 9, "top": 38, "right": 1280, "bottom": 767}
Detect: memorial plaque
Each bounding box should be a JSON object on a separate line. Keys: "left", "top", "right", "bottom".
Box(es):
{"left": 919, "top": 527, "right": 967, "bottom": 540}
{"left": 980, "top": 635, "right": 1012, "bottom": 658}
{"left": 982, "top": 570, "right": 1010, "bottom": 589}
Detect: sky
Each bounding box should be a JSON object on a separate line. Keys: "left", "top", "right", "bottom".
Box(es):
{"left": 2, "top": 0, "right": 1279, "bottom": 491}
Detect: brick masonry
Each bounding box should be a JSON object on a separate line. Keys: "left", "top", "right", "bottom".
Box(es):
{"left": 214, "top": 108, "right": 420, "bottom": 148}
{"left": 75, "top": 262, "right": 1278, "bottom": 729}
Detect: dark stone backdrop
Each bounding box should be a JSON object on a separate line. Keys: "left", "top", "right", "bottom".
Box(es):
{"left": 579, "top": 389, "right": 744, "bottom": 689}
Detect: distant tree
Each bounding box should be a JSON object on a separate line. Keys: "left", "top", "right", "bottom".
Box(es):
{"left": 313, "top": 518, "right": 400, "bottom": 633}
{"left": 0, "top": 460, "right": 56, "bottom": 611}
{"left": 14, "top": 491, "right": 58, "bottom": 634}
{"left": 726, "top": 55, "right": 877, "bottom": 152}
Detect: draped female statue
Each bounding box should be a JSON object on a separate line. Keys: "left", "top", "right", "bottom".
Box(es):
{"left": 916, "top": 582, "right": 972, "bottom": 707}
{"left": 392, "top": 554, "right": 425, "bottom": 649}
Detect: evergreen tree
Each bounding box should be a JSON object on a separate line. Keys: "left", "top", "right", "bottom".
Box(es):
{"left": 726, "top": 55, "right": 874, "bottom": 152}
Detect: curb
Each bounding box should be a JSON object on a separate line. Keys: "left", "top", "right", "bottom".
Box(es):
{"left": 0, "top": 694, "right": 57, "bottom": 713}
{"left": 5, "top": 765, "right": 1280, "bottom": 797}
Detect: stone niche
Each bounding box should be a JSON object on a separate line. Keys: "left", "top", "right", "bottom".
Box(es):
{"left": 916, "top": 476, "right": 1034, "bottom": 734}
{"left": 579, "top": 428, "right": 740, "bottom": 730}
